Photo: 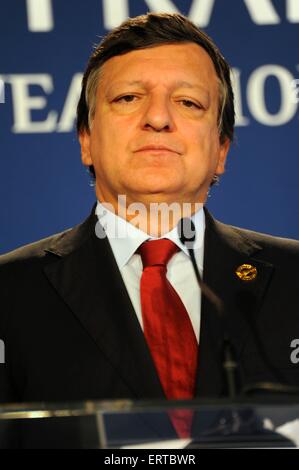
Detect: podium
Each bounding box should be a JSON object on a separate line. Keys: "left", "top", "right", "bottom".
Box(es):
{"left": 1, "top": 397, "right": 299, "bottom": 448}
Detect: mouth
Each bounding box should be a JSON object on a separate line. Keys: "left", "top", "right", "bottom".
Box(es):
{"left": 134, "top": 145, "right": 181, "bottom": 155}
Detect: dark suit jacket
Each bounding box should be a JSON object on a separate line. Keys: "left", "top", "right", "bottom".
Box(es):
{"left": 0, "top": 205, "right": 299, "bottom": 446}
{"left": 1, "top": 205, "right": 299, "bottom": 402}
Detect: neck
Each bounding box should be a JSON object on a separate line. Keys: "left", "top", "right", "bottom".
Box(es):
{"left": 98, "top": 194, "right": 204, "bottom": 237}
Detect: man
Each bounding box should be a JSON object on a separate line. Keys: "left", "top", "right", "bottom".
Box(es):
{"left": 1, "top": 13, "right": 299, "bottom": 441}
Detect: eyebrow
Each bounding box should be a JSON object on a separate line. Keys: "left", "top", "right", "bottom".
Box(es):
{"left": 109, "top": 79, "right": 208, "bottom": 88}
{"left": 106, "top": 80, "right": 211, "bottom": 97}
{"left": 173, "top": 80, "right": 209, "bottom": 91}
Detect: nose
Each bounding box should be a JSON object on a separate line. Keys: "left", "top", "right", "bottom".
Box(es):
{"left": 140, "top": 93, "right": 175, "bottom": 132}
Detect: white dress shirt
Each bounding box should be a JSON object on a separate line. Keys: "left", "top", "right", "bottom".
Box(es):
{"left": 95, "top": 201, "right": 205, "bottom": 343}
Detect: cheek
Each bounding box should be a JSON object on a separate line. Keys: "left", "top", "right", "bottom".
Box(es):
{"left": 188, "top": 127, "right": 219, "bottom": 157}
{"left": 95, "top": 115, "right": 134, "bottom": 152}
{"left": 89, "top": 122, "right": 130, "bottom": 175}
{"left": 186, "top": 128, "right": 221, "bottom": 178}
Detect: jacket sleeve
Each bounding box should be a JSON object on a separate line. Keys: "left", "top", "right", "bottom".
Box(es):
{"left": 0, "top": 259, "right": 19, "bottom": 404}
{"left": 0, "top": 261, "right": 22, "bottom": 448}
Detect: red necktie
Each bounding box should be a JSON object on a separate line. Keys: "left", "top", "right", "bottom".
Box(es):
{"left": 139, "top": 239, "right": 198, "bottom": 438}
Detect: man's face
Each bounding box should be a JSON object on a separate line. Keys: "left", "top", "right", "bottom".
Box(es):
{"left": 80, "top": 43, "right": 230, "bottom": 208}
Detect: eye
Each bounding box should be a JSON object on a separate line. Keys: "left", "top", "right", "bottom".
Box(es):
{"left": 115, "top": 95, "right": 137, "bottom": 103}
{"left": 180, "top": 99, "right": 201, "bottom": 109}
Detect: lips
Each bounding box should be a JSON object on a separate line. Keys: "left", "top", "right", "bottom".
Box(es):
{"left": 134, "top": 145, "right": 181, "bottom": 154}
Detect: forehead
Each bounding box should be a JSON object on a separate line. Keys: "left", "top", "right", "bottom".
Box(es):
{"left": 99, "top": 43, "right": 219, "bottom": 93}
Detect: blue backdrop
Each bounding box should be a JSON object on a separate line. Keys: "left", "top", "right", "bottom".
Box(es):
{"left": 1, "top": 0, "right": 299, "bottom": 255}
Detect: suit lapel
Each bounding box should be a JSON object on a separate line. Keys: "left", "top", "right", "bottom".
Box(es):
{"left": 195, "top": 210, "right": 274, "bottom": 397}
{"left": 42, "top": 207, "right": 165, "bottom": 401}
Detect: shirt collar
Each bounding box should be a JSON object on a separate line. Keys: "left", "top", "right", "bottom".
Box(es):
{"left": 95, "top": 200, "right": 205, "bottom": 270}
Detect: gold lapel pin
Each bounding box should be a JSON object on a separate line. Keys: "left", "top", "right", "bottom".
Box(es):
{"left": 235, "top": 264, "right": 257, "bottom": 282}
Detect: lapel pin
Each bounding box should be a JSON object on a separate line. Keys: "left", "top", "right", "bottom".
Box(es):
{"left": 235, "top": 264, "right": 257, "bottom": 282}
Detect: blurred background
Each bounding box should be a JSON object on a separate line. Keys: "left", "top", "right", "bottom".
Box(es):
{"left": 0, "top": 0, "right": 298, "bottom": 254}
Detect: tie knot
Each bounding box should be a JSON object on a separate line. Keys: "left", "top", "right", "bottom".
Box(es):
{"left": 138, "top": 239, "right": 179, "bottom": 269}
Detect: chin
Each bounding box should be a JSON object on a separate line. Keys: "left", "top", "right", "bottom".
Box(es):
{"left": 131, "top": 184, "right": 179, "bottom": 198}
{"left": 128, "top": 173, "right": 180, "bottom": 191}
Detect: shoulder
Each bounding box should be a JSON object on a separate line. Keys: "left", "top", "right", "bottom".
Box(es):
{"left": 0, "top": 205, "right": 97, "bottom": 272}
{"left": 229, "top": 224, "right": 299, "bottom": 254}
{"left": 0, "top": 229, "right": 71, "bottom": 270}
{"left": 205, "top": 210, "right": 299, "bottom": 262}
{"left": 0, "top": 232, "right": 72, "bottom": 299}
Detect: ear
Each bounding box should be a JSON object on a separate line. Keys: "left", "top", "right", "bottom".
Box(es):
{"left": 215, "top": 138, "right": 230, "bottom": 175}
{"left": 79, "top": 131, "right": 92, "bottom": 166}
